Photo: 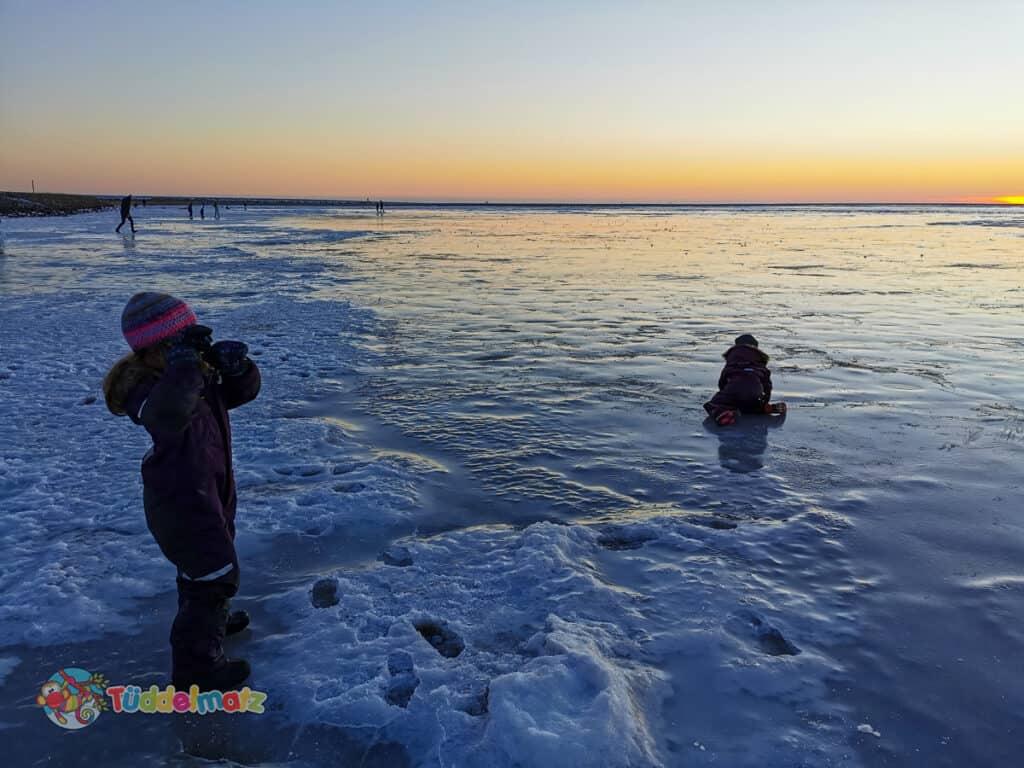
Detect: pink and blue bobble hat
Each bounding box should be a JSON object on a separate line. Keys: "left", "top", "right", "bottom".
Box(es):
{"left": 121, "top": 292, "right": 197, "bottom": 351}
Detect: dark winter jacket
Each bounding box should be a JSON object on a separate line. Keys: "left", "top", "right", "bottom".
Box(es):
{"left": 120, "top": 359, "right": 260, "bottom": 579}
{"left": 120, "top": 196, "right": 132, "bottom": 217}
{"left": 715, "top": 345, "right": 772, "bottom": 407}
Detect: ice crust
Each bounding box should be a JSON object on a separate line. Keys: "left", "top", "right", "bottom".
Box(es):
{"left": 2, "top": 206, "right": 1022, "bottom": 766}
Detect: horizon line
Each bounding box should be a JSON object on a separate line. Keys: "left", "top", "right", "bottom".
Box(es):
{"left": 7, "top": 189, "right": 1021, "bottom": 207}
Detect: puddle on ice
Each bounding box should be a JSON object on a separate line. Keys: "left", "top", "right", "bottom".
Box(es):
{"left": 1, "top": 204, "right": 1022, "bottom": 766}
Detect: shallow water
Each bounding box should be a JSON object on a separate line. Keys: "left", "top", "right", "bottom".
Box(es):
{"left": 0, "top": 205, "right": 1021, "bottom": 766}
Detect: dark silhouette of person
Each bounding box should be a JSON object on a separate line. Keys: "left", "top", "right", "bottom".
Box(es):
{"left": 214, "top": 201, "right": 220, "bottom": 220}
{"left": 378, "top": 200, "right": 384, "bottom": 216}
{"left": 188, "top": 202, "right": 194, "bottom": 220}
{"left": 704, "top": 334, "right": 785, "bottom": 426}
{"left": 116, "top": 194, "right": 136, "bottom": 233}
{"left": 200, "top": 205, "right": 205, "bottom": 220}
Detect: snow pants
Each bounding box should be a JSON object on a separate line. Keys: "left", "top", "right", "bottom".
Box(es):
{"left": 143, "top": 485, "right": 239, "bottom": 686}
{"left": 704, "top": 373, "right": 767, "bottom": 420}
{"left": 170, "top": 567, "right": 239, "bottom": 687}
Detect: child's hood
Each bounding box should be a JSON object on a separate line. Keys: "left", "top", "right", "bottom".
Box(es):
{"left": 104, "top": 355, "right": 158, "bottom": 416}
{"left": 723, "top": 344, "right": 769, "bottom": 366}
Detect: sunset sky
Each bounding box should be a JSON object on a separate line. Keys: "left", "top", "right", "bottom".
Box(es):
{"left": 1, "top": 1, "right": 1022, "bottom": 203}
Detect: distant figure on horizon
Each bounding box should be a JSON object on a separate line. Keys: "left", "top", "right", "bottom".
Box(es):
{"left": 704, "top": 334, "right": 787, "bottom": 426}
{"left": 188, "top": 201, "right": 194, "bottom": 220}
{"left": 115, "top": 194, "right": 136, "bottom": 234}
{"left": 200, "top": 205, "right": 205, "bottom": 220}
{"left": 378, "top": 200, "right": 384, "bottom": 216}
{"left": 214, "top": 201, "right": 220, "bottom": 220}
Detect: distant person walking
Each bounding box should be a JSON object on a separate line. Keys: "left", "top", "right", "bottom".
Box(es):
{"left": 188, "top": 202, "right": 194, "bottom": 220}
{"left": 378, "top": 200, "right": 385, "bottom": 216}
{"left": 115, "top": 194, "right": 136, "bottom": 234}
{"left": 214, "top": 201, "right": 220, "bottom": 220}
{"left": 200, "top": 205, "right": 205, "bottom": 220}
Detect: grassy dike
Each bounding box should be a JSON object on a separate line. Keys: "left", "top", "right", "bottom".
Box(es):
{"left": 1, "top": 192, "right": 114, "bottom": 217}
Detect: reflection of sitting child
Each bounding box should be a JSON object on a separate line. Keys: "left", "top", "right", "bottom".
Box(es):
{"left": 704, "top": 334, "right": 787, "bottom": 426}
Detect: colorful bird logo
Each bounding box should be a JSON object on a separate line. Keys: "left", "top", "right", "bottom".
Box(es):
{"left": 36, "top": 668, "right": 110, "bottom": 729}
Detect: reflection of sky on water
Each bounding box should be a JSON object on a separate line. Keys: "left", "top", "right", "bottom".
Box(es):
{"left": 3, "top": 205, "right": 1022, "bottom": 521}
{"left": 294, "top": 205, "right": 1024, "bottom": 520}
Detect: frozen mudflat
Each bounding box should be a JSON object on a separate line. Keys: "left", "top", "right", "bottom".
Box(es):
{"left": 0, "top": 205, "right": 1022, "bottom": 766}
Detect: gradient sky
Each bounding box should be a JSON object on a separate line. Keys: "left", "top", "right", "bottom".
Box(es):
{"left": 1, "top": 0, "right": 1022, "bottom": 202}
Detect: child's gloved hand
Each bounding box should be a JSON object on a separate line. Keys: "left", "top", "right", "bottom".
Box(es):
{"left": 207, "top": 340, "right": 250, "bottom": 376}
{"left": 166, "top": 325, "right": 213, "bottom": 368}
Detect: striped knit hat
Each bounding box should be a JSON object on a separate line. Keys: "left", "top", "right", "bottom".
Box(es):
{"left": 121, "top": 292, "right": 196, "bottom": 351}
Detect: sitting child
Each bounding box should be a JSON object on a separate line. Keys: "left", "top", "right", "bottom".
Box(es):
{"left": 704, "top": 334, "right": 786, "bottom": 426}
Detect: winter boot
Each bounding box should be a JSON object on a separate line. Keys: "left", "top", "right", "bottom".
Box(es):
{"left": 226, "top": 610, "right": 250, "bottom": 636}
{"left": 715, "top": 409, "right": 738, "bottom": 426}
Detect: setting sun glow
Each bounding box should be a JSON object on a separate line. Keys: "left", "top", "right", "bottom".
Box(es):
{"left": 2, "top": 2, "right": 1023, "bottom": 202}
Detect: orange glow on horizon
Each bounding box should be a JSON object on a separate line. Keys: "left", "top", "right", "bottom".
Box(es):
{"left": 3, "top": 130, "right": 1023, "bottom": 204}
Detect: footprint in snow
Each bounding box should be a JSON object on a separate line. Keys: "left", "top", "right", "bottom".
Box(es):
{"left": 686, "top": 515, "right": 738, "bottom": 530}
{"left": 381, "top": 545, "right": 413, "bottom": 567}
{"left": 413, "top": 619, "right": 465, "bottom": 658}
{"left": 273, "top": 465, "right": 325, "bottom": 477}
{"left": 597, "top": 526, "right": 656, "bottom": 551}
{"left": 725, "top": 609, "right": 800, "bottom": 656}
{"left": 333, "top": 481, "right": 366, "bottom": 494}
{"left": 385, "top": 651, "right": 419, "bottom": 708}
{"left": 310, "top": 578, "right": 340, "bottom": 608}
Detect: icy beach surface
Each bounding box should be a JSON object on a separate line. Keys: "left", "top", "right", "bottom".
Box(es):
{"left": 0, "top": 205, "right": 1022, "bottom": 766}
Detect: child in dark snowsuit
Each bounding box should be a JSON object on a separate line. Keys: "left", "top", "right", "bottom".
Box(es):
{"left": 704, "top": 334, "right": 786, "bottom": 426}
{"left": 104, "top": 292, "right": 261, "bottom": 691}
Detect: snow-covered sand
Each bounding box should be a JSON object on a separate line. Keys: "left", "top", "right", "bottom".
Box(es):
{"left": 0, "top": 205, "right": 1021, "bottom": 766}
